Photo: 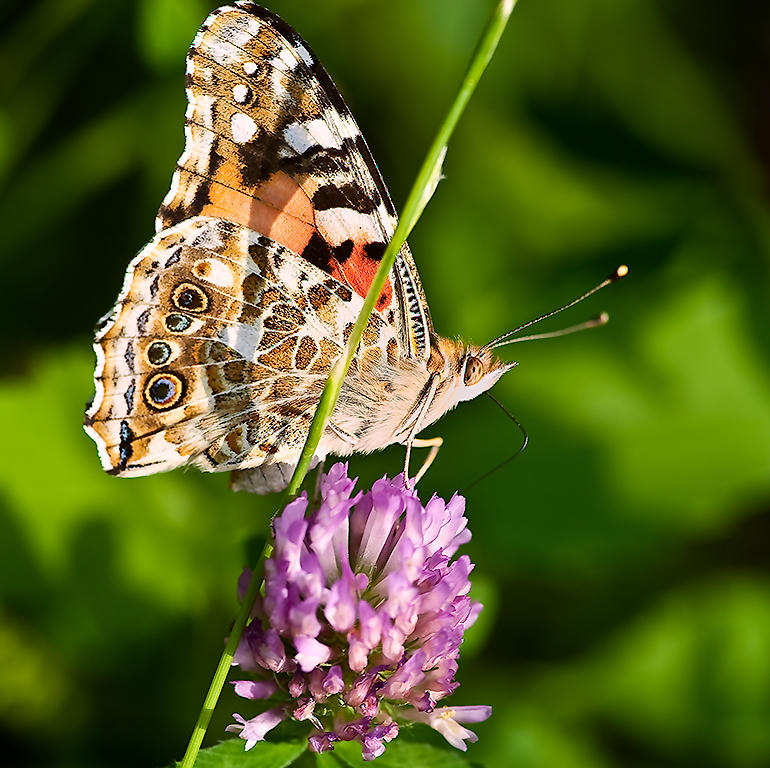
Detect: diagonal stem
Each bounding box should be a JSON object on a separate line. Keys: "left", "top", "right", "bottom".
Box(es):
{"left": 286, "top": 0, "right": 516, "bottom": 497}
{"left": 178, "top": 539, "right": 273, "bottom": 768}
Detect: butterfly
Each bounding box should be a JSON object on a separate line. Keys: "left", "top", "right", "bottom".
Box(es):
{"left": 84, "top": 2, "right": 522, "bottom": 494}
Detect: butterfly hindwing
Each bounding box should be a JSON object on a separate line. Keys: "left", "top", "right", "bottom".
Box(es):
{"left": 85, "top": 216, "right": 397, "bottom": 480}
{"left": 157, "top": 2, "right": 432, "bottom": 360}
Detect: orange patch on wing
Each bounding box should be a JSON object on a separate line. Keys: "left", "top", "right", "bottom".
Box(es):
{"left": 204, "top": 169, "right": 316, "bottom": 256}
{"left": 332, "top": 241, "right": 393, "bottom": 311}
{"left": 200, "top": 166, "right": 393, "bottom": 311}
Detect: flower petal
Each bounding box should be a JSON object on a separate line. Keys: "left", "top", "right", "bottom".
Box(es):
{"left": 323, "top": 665, "right": 344, "bottom": 695}
{"left": 325, "top": 566, "right": 358, "bottom": 632}
{"left": 308, "top": 731, "right": 339, "bottom": 753}
{"left": 231, "top": 679, "right": 278, "bottom": 700}
{"left": 450, "top": 705, "right": 493, "bottom": 723}
{"left": 294, "top": 635, "right": 331, "bottom": 672}
{"left": 227, "top": 707, "right": 285, "bottom": 750}
{"left": 379, "top": 650, "right": 426, "bottom": 700}
{"left": 404, "top": 705, "right": 491, "bottom": 751}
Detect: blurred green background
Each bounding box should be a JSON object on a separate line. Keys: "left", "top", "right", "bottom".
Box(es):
{"left": 2, "top": 0, "right": 770, "bottom": 766}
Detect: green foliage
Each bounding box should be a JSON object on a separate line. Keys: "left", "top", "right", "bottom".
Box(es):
{"left": 173, "top": 740, "right": 306, "bottom": 768}
{"left": 1, "top": 1, "right": 769, "bottom": 767}
{"left": 319, "top": 740, "right": 480, "bottom": 767}
{"left": 177, "top": 739, "right": 480, "bottom": 768}
{"left": 138, "top": 0, "right": 207, "bottom": 73}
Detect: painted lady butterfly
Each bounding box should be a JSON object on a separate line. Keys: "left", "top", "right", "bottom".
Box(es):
{"left": 84, "top": 2, "right": 519, "bottom": 494}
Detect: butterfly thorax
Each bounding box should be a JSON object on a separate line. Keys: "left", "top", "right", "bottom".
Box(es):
{"left": 326, "top": 335, "right": 511, "bottom": 456}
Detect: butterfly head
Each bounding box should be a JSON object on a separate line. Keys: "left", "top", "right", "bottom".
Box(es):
{"left": 434, "top": 338, "right": 516, "bottom": 407}
{"left": 458, "top": 344, "right": 517, "bottom": 402}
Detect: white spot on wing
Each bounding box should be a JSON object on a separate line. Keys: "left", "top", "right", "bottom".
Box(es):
{"left": 295, "top": 43, "right": 314, "bottom": 67}
{"left": 243, "top": 61, "right": 257, "bottom": 75}
{"left": 283, "top": 119, "right": 341, "bottom": 154}
{"left": 219, "top": 23, "right": 254, "bottom": 50}
{"left": 316, "top": 208, "right": 378, "bottom": 243}
{"left": 278, "top": 47, "right": 298, "bottom": 70}
{"left": 205, "top": 37, "right": 241, "bottom": 65}
{"left": 241, "top": 16, "right": 262, "bottom": 36}
{"left": 193, "top": 258, "right": 234, "bottom": 288}
{"left": 283, "top": 124, "right": 315, "bottom": 154}
{"left": 335, "top": 113, "right": 361, "bottom": 140}
{"left": 220, "top": 323, "right": 263, "bottom": 362}
{"left": 270, "top": 67, "right": 286, "bottom": 93}
{"left": 233, "top": 83, "right": 249, "bottom": 103}
{"left": 231, "top": 112, "right": 257, "bottom": 143}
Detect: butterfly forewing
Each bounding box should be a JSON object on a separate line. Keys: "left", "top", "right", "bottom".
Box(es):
{"left": 157, "top": 2, "right": 431, "bottom": 359}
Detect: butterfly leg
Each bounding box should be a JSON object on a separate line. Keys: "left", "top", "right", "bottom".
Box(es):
{"left": 409, "top": 436, "right": 444, "bottom": 485}
{"left": 400, "top": 374, "right": 441, "bottom": 488}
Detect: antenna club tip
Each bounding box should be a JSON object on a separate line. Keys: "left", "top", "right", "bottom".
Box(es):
{"left": 615, "top": 264, "right": 629, "bottom": 279}
{"left": 598, "top": 311, "right": 610, "bottom": 324}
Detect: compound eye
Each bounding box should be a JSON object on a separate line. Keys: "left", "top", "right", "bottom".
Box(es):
{"left": 463, "top": 356, "right": 484, "bottom": 386}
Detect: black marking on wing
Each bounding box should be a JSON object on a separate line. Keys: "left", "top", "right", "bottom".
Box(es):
{"left": 115, "top": 420, "right": 135, "bottom": 473}
{"left": 313, "top": 183, "right": 379, "bottom": 213}
{"left": 136, "top": 309, "right": 151, "bottom": 334}
{"left": 124, "top": 381, "right": 136, "bottom": 413}
{"left": 301, "top": 231, "right": 335, "bottom": 272}
{"left": 123, "top": 340, "right": 135, "bottom": 372}
{"left": 165, "top": 247, "right": 182, "bottom": 267}
{"left": 363, "top": 241, "right": 386, "bottom": 261}
{"left": 236, "top": 129, "right": 284, "bottom": 188}
{"left": 332, "top": 239, "right": 354, "bottom": 263}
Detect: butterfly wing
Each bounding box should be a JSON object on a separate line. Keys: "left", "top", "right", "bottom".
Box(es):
{"left": 85, "top": 216, "right": 396, "bottom": 482}
{"left": 157, "top": 2, "right": 432, "bottom": 360}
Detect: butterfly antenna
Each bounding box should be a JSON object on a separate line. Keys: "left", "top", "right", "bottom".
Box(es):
{"left": 482, "top": 265, "right": 628, "bottom": 352}
{"left": 463, "top": 394, "right": 528, "bottom": 492}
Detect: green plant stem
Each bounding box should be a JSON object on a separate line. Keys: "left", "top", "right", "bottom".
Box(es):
{"left": 287, "top": 0, "right": 516, "bottom": 497}
{"left": 179, "top": 540, "right": 273, "bottom": 768}
{"left": 178, "top": 1, "right": 515, "bottom": 764}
